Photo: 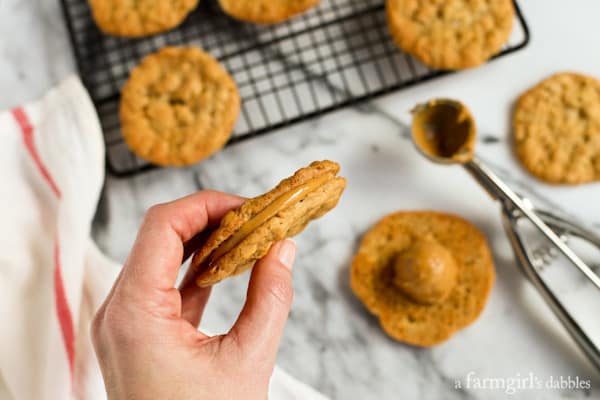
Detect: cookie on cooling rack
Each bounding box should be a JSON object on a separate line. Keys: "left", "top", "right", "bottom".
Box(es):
{"left": 218, "top": 0, "right": 321, "bottom": 24}
{"left": 186, "top": 160, "right": 346, "bottom": 287}
{"left": 350, "top": 211, "right": 495, "bottom": 347}
{"left": 513, "top": 72, "right": 600, "bottom": 185}
{"left": 386, "top": 0, "right": 514, "bottom": 70}
{"left": 119, "top": 47, "right": 240, "bottom": 167}
{"left": 88, "top": 0, "right": 199, "bottom": 37}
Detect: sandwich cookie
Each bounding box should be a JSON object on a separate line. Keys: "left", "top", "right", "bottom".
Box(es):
{"left": 189, "top": 160, "right": 346, "bottom": 287}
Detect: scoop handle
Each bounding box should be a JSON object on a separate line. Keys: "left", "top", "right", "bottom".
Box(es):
{"left": 464, "top": 158, "right": 600, "bottom": 291}
{"left": 502, "top": 208, "right": 600, "bottom": 372}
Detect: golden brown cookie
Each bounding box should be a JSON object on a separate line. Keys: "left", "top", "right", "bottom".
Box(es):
{"left": 120, "top": 47, "right": 240, "bottom": 166}
{"left": 386, "top": 0, "right": 514, "bottom": 70}
{"left": 350, "top": 211, "right": 495, "bottom": 347}
{"left": 89, "top": 0, "right": 198, "bottom": 37}
{"left": 513, "top": 72, "right": 600, "bottom": 184}
{"left": 218, "top": 0, "right": 320, "bottom": 24}
{"left": 188, "top": 160, "right": 346, "bottom": 287}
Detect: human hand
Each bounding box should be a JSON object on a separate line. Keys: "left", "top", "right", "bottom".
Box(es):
{"left": 91, "top": 190, "right": 297, "bottom": 399}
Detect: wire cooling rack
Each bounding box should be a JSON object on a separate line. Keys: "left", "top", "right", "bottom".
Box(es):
{"left": 60, "top": 0, "right": 530, "bottom": 177}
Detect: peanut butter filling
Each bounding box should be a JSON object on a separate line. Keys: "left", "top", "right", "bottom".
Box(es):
{"left": 206, "top": 174, "right": 331, "bottom": 266}
{"left": 411, "top": 99, "right": 477, "bottom": 163}
{"left": 393, "top": 238, "right": 458, "bottom": 305}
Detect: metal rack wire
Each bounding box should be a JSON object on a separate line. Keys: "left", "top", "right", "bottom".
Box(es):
{"left": 60, "top": 0, "right": 530, "bottom": 177}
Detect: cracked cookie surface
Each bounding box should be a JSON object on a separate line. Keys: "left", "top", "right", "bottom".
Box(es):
{"left": 120, "top": 47, "right": 240, "bottom": 166}
{"left": 386, "top": 0, "right": 514, "bottom": 70}
{"left": 187, "top": 161, "right": 346, "bottom": 287}
{"left": 513, "top": 72, "right": 600, "bottom": 184}
{"left": 89, "top": 0, "right": 199, "bottom": 37}
{"left": 350, "top": 211, "right": 495, "bottom": 347}
{"left": 219, "top": 0, "right": 320, "bottom": 24}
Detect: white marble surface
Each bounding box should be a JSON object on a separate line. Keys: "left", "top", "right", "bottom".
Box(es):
{"left": 2, "top": 0, "right": 600, "bottom": 398}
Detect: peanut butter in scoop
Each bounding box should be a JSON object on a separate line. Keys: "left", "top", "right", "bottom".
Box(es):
{"left": 411, "top": 99, "right": 477, "bottom": 163}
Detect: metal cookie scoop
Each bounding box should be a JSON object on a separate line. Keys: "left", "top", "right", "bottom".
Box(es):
{"left": 411, "top": 99, "right": 600, "bottom": 371}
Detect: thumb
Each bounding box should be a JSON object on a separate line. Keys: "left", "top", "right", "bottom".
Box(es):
{"left": 228, "top": 239, "right": 296, "bottom": 364}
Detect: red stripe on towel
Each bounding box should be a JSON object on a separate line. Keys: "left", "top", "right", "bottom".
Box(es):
{"left": 11, "top": 107, "right": 75, "bottom": 379}
{"left": 54, "top": 235, "right": 76, "bottom": 376}
{"left": 11, "top": 107, "right": 62, "bottom": 198}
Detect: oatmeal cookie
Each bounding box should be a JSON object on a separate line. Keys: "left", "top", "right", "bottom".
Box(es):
{"left": 350, "top": 211, "right": 495, "bottom": 347}
{"left": 219, "top": 0, "right": 320, "bottom": 24}
{"left": 89, "top": 0, "right": 198, "bottom": 37}
{"left": 513, "top": 72, "right": 600, "bottom": 184}
{"left": 120, "top": 47, "right": 240, "bottom": 166}
{"left": 386, "top": 0, "right": 514, "bottom": 69}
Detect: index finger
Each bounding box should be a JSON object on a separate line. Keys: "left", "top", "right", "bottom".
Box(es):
{"left": 119, "top": 190, "right": 244, "bottom": 297}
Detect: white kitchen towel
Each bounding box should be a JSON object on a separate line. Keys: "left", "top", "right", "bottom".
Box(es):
{"left": 0, "top": 76, "right": 328, "bottom": 400}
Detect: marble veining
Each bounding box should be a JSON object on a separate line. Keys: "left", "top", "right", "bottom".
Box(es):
{"left": 2, "top": 0, "right": 600, "bottom": 399}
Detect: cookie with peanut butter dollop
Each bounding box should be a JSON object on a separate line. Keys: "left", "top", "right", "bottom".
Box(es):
{"left": 188, "top": 160, "right": 346, "bottom": 287}
{"left": 350, "top": 211, "right": 495, "bottom": 347}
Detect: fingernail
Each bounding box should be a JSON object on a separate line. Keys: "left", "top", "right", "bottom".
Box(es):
{"left": 277, "top": 239, "right": 296, "bottom": 270}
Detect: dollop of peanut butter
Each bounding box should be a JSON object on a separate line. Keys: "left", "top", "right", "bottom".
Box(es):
{"left": 393, "top": 238, "right": 458, "bottom": 305}
{"left": 207, "top": 173, "right": 331, "bottom": 266}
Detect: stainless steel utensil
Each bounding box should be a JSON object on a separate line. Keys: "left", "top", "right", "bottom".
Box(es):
{"left": 412, "top": 99, "right": 600, "bottom": 371}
